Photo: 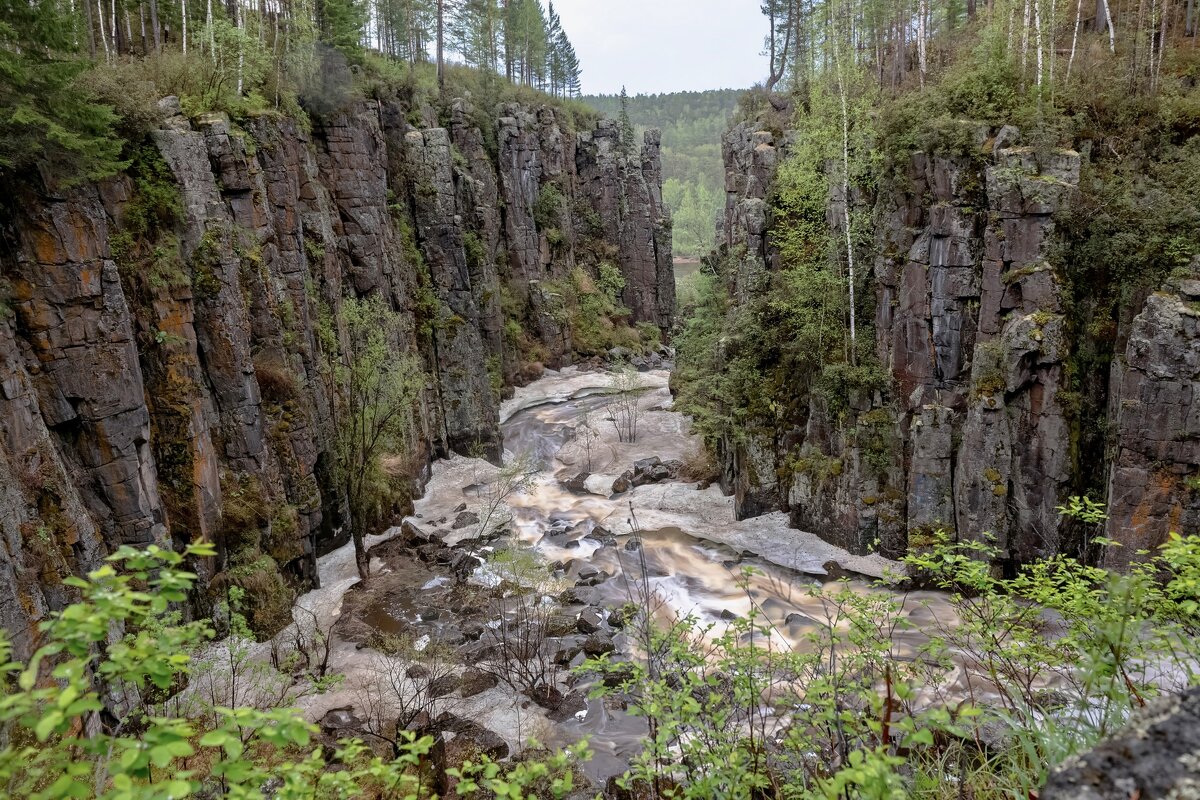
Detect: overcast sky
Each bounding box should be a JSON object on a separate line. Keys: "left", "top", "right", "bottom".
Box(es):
{"left": 550, "top": 0, "right": 769, "bottom": 96}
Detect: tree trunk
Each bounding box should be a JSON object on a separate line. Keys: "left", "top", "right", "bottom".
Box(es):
{"left": 97, "top": 0, "right": 110, "bottom": 61}
{"left": 85, "top": 0, "right": 97, "bottom": 59}
{"left": 437, "top": 0, "right": 445, "bottom": 92}
{"left": 235, "top": 0, "right": 244, "bottom": 95}
{"left": 918, "top": 0, "right": 929, "bottom": 86}
{"left": 1067, "top": 0, "right": 1083, "bottom": 81}
{"left": 150, "top": 0, "right": 160, "bottom": 50}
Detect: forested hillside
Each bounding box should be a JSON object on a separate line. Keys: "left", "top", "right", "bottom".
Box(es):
{"left": 0, "top": 0, "right": 587, "bottom": 189}
{"left": 676, "top": 0, "right": 1200, "bottom": 568}
{"left": 584, "top": 89, "right": 742, "bottom": 257}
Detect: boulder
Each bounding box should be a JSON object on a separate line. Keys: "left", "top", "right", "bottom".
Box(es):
{"left": 561, "top": 472, "right": 591, "bottom": 493}
{"left": 458, "top": 668, "right": 499, "bottom": 698}
{"left": 581, "top": 632, "right": 615, "bottom": 656}
{"left": 451, "top": 511, "right": 480, "bottom": 529}
{"left": 577, "top": 607, "right": 605, "bottom": 634}
{"left": 1041, "top": 685, "right": 1200, "bottom": 799}
{"left": 402, "top": 519, "right": 437, "bottom": 545}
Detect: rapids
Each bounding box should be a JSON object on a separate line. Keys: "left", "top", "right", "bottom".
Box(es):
{"left": 292, "top": 366, "right": 970, "bottom": 782}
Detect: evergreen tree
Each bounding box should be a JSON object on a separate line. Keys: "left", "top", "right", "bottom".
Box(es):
{"left": 451, "top": 0, "right": 501, "bottom": 73}
{"left": 618, "top": 85, "right": 636, "bottom": 155}
{"left": 561, "top": 35, "right": 581, "bottom": 96}
{"left": 545, "top": 0, "right": 563, "bottom": 95}
{"left": 0, "top": 0, "right": 125, "bottom": 184}
{"left": 317, "top": 0, "right": 367, "bottom": 55}
{"left": 503, "top": 0, "right": 547, "bottom": 88}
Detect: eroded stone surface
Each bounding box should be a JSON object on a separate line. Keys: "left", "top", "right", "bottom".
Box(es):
{"left": 0, "top": 98, "right": 672, "bottom": 653}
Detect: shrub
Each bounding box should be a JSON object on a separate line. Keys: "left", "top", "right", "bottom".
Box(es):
{"left": 582, "top": 510, "right": 1200, "bottom": 800}
{"left": 534, "top": 182, "right": 565, "bottom": 231}
{"left": 0, "top": 542, "right": 586, "bottom": 798}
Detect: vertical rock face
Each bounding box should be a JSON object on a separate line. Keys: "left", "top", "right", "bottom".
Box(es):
{"left": 711, "top": 119, "right": 1190, "bottom": 566}
{"left": 576, "top": 123, "right": 676, "bottom": 335}
{"left": 0, "top": 96, "right": 672, "bottom": 656}
{"left": 1103, "top": 271, "right": 1200, "bottom": 570}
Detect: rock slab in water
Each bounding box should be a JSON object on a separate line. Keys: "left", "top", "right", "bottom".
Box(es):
{"left": 1041, "top": 684, "right": 1200, "bottom": 799}
{"left": 611, "top": 456, "right": 682, "bottom": 494}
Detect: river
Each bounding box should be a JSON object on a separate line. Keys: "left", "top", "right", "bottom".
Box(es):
{"left": 293, "top": 365, "right": 967, "bottom": 783}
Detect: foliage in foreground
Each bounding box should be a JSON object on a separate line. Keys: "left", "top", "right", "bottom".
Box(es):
{"left": 0, "top": 541, "right": 585, "bottom": 800}
{"left": 3, "top": 505, "right": 1199, "bottom": 798}
{"left": 582, "top": 505, "right": 1200, "bottom": 799}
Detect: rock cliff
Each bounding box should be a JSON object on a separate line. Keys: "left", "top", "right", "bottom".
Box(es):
{"left": 0, "top": 96, "right": 672, "bottom": 655}
{"left": 705, "top": 119, "right": 1198, "bottom": 568}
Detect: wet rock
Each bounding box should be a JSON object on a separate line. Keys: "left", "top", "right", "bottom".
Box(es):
{"left": 585, "top": 526, "right": 617, "bottom": 547}
{"left": 454, "top": 502, "right": 467, "bottom": 512}
{"left": 608, "top": 346, "right": 633, "bottom": 361}
{"left": 554, "top": 644, "right": 583, "bottom": 665}
{"left": 561, "top": 472, "right": 592, "bottom": 493}
{"left": 600, "top": 661, "right": 637, "bottom": 688}
{"left": 611, "top": 471, "right": 634, "bottom": 493}
{"left": 821, "top": 560, "right": 850, "bottom": 581}
{"left": 546, "top": 691, "right": 588, "bottom": 723}
{"left": 1042, "top": 685, "right": 1200, "bottom": 799}
{"left": 623, "top": 538, "right": 642, "bottom": 553}
{"left": 433, "top": 627, "right": 466, "bottom": 647}
{"left": 416, "top": 543, "right": 445, "bottom": 563}
{"left": 450, "top": 552, "right": 483, "bottom": 578}
{"left": 545, "top": 613, "right": 579, "bottom": 637}
{"left": 608, "top": 603, "right": 636, "bottom": 629}
{"left": 606, "top": 776, "right": 659, "bottom": 800}
{"left": 320, "top": 706, "right": 365, "bottom": 734}
{"left": 427, "top": 674, "right": 459, "bottom": 698}
{"left": 458, "top": 668, "right": 498, "bottom": 698}
{"left": 582, "top": 632, "right": 615, "bottom": 656}
{"left": 402, "top": 519, "right": 436, "bottom": 545}
{"left": 429, "top": 714, "right": 509, "bottom": 795}
{"left": 633, "top": 456, "right": 662, "bottom": 472}
{"left": 577, "top": 607, "right": 605, "bottom": 634}
{"left": 558, "top": 587, "right": 585, "bottom": 605}
{"left": 460, "top": 621, "right": 486, "bottom": 641}
{"left": 451, "top": 511, "right": 480, "bottom": 529}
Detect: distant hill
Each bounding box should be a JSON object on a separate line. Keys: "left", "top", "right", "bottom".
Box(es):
{"left": 583, "top": 89, "right": 744, "bottom": 259}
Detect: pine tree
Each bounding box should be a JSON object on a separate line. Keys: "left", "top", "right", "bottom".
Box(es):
{"left": 545, "top": 0, "right": 563, "bottom": 95}
{"left": 503, "top": 0, "right": 547, "bottom": 87}
{"left": 618, "top": 85, "right": 636, "bottom": 154}
{"left": 0, "top": 0, "right": 125, "bottom": 184}
{"left": 561, "top": 35, "right": 581, "bottom": 96}
{"left": 318, "top": 0, "right": 367, "bottom": 54}
{"left": 451, "top": 0, "right": 501, "bottom": 72}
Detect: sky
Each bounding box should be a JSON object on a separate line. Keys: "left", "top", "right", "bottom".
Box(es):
{"left": 550, "top": 0, "right": 770, "bottom": 96}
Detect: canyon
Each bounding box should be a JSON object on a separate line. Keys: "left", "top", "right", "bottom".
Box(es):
{"left": 705, "top": 118, "right": 1200, "bottom": 571}
{"left": 0, "top": 94, "right": 673, "bottom": 659}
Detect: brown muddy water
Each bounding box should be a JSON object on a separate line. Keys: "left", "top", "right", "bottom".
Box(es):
{"left": 351, "top": 369, "right": 981, "bottom": 783}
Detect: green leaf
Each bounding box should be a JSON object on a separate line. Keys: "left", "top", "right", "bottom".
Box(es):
{"left": 199, "top": 730, "right": 229, "bottom": 748}
{"left": 34, "top": 709, "right": 64, "bottom": 741}
{"left": 908, "top": 728, "right": 935, "bottom": 747}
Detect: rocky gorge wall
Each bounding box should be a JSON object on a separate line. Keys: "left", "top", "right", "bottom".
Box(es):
{"left": 710, "top": 119, "right": 1200, "bottom": 569}
{"left": 0, "top": 96, "right": 673, "bottom": 657}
